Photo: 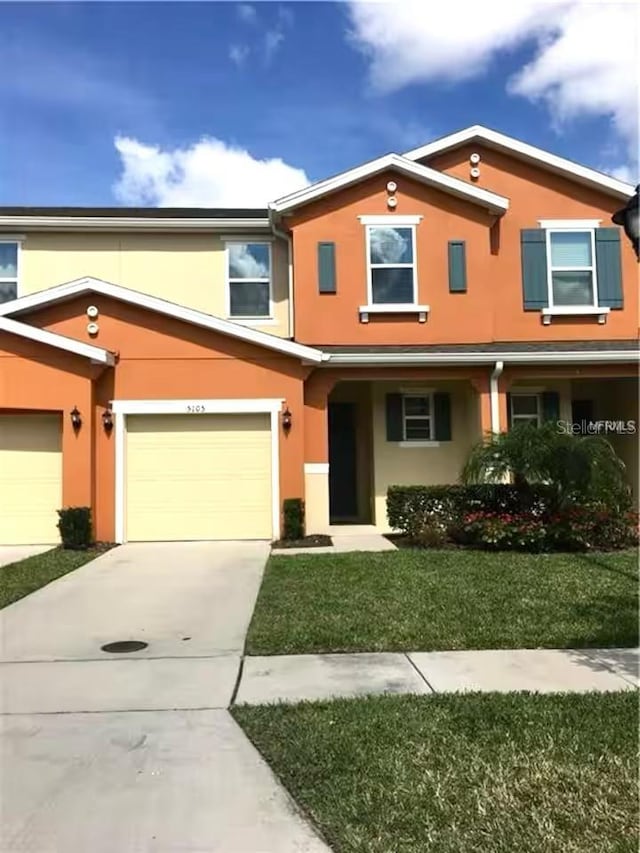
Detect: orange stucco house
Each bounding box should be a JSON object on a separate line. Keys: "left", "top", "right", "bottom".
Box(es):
{"left": 0, "top": 126, "right": 637, "bottom": 544}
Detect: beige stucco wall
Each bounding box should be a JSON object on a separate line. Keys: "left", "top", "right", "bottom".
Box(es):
{"left": 372, "top": 380, "right": 480, "bottom": 531}
{"left": 18, "top": 232, "right": 290, "bottom": 338}
{"left": 304, "top": 466, "right": 330, "bottom": 534}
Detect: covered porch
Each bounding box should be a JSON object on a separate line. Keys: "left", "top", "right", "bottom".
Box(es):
{"left": 303, "top": 361, "right": 638, "bottom": 534}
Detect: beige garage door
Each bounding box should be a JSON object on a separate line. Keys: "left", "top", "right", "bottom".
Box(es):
{"left": 126, "top": 413, "right": 272, "bottom": 541}
{"left": 0, "top": 414, "right": 62, "bottom": 544}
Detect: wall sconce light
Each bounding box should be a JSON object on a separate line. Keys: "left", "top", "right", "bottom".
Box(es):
{"left": 281, "top": 407, "right": 292, "bottom": 434}
{"left": 70, "top": 406, "right": 82, "bottom": 431}
{"left": 102, "top": 408, "right": 114, "bottom": 434}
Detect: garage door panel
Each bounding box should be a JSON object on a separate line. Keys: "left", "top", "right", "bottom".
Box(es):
{"left": 126, "top": 413, "right": 272, "bottom": 541}
{"left": 0, "top": 415, "right": 62, "bottom": 544}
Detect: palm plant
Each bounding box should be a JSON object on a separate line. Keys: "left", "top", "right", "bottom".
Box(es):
{"left": 462, "top": 422, "right": 630, "bottom": 510}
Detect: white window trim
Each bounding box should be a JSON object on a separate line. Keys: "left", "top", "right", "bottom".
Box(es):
{"left": 225, "top": 241, "right": 273, "bottom": 322}
{"left": 0, "top": 238, "right": 22, "bottom": 302}
{"left": 402, "top": 392, "right": 434, "bottom": 442}
{"left": 358, "top": 215, "right": 423, "bottom": 226}
{"left": 538, "top": 219, "right": 601, "bottom": 229}
{"left": 113, "top": 397, "right": 285, "bottom": 544}
{"left": 360, "top": 221, "right": 428, "bottom": 322}
{"left": 510, "top": 392, "right": 542, "bottom": 428}
{"left": 541, "top": 223, "right": 610, "bottom": 325}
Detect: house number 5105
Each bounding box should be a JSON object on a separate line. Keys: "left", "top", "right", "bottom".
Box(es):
{"left": 186, "top": 405, "right": 205, "bottom": 413}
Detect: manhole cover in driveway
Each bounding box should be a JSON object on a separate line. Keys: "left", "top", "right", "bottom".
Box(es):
{"left": 101, "top": 641, "right": 149, "bottom": 653}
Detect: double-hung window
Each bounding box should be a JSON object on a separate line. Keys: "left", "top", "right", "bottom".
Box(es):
{"left": 546, "top": 229, "right": 597, "bottom": 308}
{"left": 227, "top": 242, "right": 271, "bottom": 319}
{"left": 0, "top": 241, "right": 19, "bottom": 304}
{"left": 403, "top": 394, "right": 433, "bottom": 441}
{"left": 367, "top": 225, "right": 416, "bottom": 304}
{"left": 510, "top": 393, "right": 541, "bottom": 428}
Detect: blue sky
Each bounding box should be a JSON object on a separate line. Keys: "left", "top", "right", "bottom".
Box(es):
{"left": 0, "top": 1, "right": 637, "bottom": 207}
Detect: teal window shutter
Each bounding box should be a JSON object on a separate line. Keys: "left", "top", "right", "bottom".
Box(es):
{"left": 448, "top": 241, "right": 467, "bottom": 292}
{"left": 318, "top": 242, "right": 336, "bottom": 293}
{"left": 385, "top": 394, "right": 403, "bottom": 441}
{"left": 595, "top": 228, "right": 623, "bottom": 309}
{"left": 433, "top": 393, "right": 452, "bottom": 441}
{"left": 542, "top": 391, "right": 560, "bottom": 422}
{"left": 521, "top": 229, "right": 548, "bottom": 309}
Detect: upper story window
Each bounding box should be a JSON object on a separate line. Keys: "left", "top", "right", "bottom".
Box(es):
{"left": 546, "top": 229, "right": 597, "bottom": 307}
{"left": 227, "top": 242, "right": 271, "bottom": 319}
{"left": 0, "top": 240, "right": 19, "bottom": 304}
{"left": 367, "top": 225, "right": 417, "bottom": 304}
{"left": 510, "top": 393, "right": 541, "bottom": 428}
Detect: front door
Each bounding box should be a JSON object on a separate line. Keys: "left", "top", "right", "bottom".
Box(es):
{"left": 329, "top": 402, "right": 358, "bottom": 521}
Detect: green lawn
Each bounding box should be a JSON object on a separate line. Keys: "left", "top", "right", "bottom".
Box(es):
{"left": 234, "top": 692, "right": 639, "bottom": 853}
{"left": 0, "top": 548, "right": 104, "bottom": 609}
{"left": 245, "top": 549, "right": 638, "bottom": 654}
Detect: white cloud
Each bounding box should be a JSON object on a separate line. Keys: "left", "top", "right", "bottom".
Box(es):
{"left": 229, "top": 44, "right": 250, "bottom": 67}
{"left": 237, "top": 4, "right": 257, "bottom": 25}
{"left": 264, "top": 29, "right": 285, "bottom": 63}
{"left": 113, "top": 136, "right": 310, "bottom": 207}
{"left": 347, "top": 0, "right": 639, "bottom": 171}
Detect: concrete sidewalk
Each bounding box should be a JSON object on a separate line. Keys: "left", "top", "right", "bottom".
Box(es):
{"left": 272, "top": 531, "right": 396, "bottom": 556}
{"left": 235, "top": 647, "right": 639, "bottom": 705}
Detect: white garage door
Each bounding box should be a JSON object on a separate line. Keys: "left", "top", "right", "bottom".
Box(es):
{"left": 125, "top": 413, "right": 273, "bottom": 541}
{"left": 0, "top": 414, "right": 62, "bottom": 544}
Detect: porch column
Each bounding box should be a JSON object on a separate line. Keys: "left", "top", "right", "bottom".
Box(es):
{"left": 303, "top": 372, "right": 337, "bottom": 534}
{"left": 470, "top": 374, "right": 493, "bottom": 437}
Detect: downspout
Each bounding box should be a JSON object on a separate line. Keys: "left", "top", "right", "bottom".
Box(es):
{"left": 490, "top": 360, "right": 504, "bottom": 434}
{"left": 269, "top": 207, "right": 294, "bottom": 340}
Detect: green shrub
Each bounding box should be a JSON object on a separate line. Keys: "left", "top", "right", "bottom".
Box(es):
{"left": 283, "top": 498, "right": 305, "bottom": 541}
{"left": 387, "top": 484, "right": 555, "bottom": 538}
{"left": 413, "top": 522, "right": 450, "bottom": 549}
{"left": 450, "top": 511, "right": 549, "bottom": 552}
{"left": 57, "top": 506, "right": 93, "bottom": 550}
{"left": 548, "top": 505, "right": 639, "bottom": 552}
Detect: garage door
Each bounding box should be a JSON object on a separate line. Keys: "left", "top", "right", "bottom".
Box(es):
{"left": 126, "top": 413, "right": 272, "bottom": 541}
{"left": 0, "top": 414, "right": 62, "bottom": 544}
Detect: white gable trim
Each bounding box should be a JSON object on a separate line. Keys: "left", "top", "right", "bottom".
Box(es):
{"left": 270, "top": 153, "right": 509, "bottom": 215}
{"left": 403, "top": 125, "right": 635, "bottom": 201}
{"left": 0, "top": 277, "right": 323, "bottom": 363}
{"left": 0, "top": 315, "right": 115, "bottom": 364}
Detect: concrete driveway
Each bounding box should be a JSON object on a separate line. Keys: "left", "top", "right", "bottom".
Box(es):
{"left": 0, "top": 542, "right": 329, "bottom": 852}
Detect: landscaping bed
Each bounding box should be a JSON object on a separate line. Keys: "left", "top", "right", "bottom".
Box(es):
{"left": 234, "top": 691, "right": 639, "bottom": 853}
{"left": 271, "top": 534, "right": 332, "bottom": 549}
{"left": 245, "top": 549, "right": 638, "bottom": 654}
{"left": 0, "top": 546, "right": 110, "bottom": 609}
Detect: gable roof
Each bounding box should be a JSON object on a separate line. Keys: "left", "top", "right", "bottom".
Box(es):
{"left": 404, "top": 125, "right": 635, "bottom": 201}
{"left": 0, "top": 315, "right": 115, "bottom": 364}
{"left": 0, "top": 277, "right": 323, "bottom": 363}
{"left": 270, "top": 152, "right": 510, "bottom": 216}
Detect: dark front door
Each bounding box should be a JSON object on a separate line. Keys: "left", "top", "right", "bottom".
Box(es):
{"left": 329, "top": 402, "right": 358, "bottom": 520}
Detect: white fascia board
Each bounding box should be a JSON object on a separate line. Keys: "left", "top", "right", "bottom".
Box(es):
{"left": 270, "top": 153, "right": 509, "bottom": 215}
{"left": 403, "top": 125, "right": 635, "bottom": 201}
{"left": 325, "top": 350, "right": 639, "bottom": 366}
{"left": 0, "top": 216, "right": 271, "bottom": 231}
{"left": 0, "top": 276, "right": 323, "bottom": 363}
{"left": 0, "top": 315, "right": 115, "bottom": 364}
